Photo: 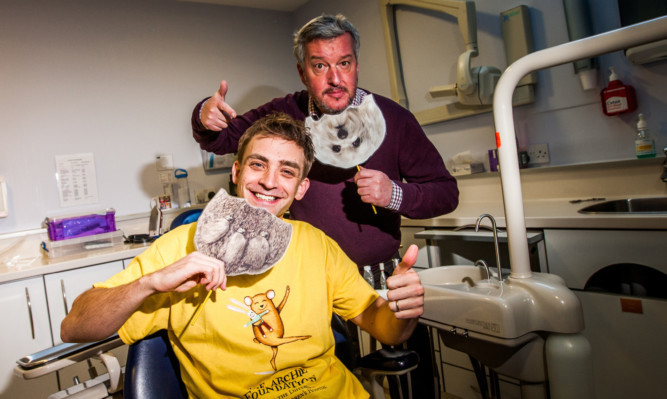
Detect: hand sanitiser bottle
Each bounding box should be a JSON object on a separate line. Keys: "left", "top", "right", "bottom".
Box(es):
{"left": 635, "top": 113, "right": 656, "bottom": 158}
{"left": 600, "top": 67, "right": 637, "bottom": 116}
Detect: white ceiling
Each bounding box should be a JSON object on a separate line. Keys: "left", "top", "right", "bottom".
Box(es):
{"left": 177, "top": 0, "right": 310, "bottom": 12}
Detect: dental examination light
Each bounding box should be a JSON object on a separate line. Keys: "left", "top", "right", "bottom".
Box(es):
{"left": 380, "top": 0, "right": 505, "bottom": 124}
{"left": 426, "top": 0, "right": 502, "bottom": 106}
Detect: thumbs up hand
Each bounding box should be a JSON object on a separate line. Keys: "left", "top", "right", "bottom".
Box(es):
{"left": 200, "top": 80, "right": 238, "bottom": 131}
{"left": 387, "top": 244, "right": 424, "bottom": 319}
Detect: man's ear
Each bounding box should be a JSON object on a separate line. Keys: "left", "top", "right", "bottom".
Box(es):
{"left": 294, "top": 177, "right": 310, "bottom": 201}
{"left": 297, "top": 63, "right": 307, "bottom": 86}
{"left": 231, "top": 161, "right": 240, "bottom": 184}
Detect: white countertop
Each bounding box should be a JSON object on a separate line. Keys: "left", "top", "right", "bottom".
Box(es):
{"left": 0, "top": 208, "right": 203, "bottom": 284}
{"left": 2, "top": 159, "right": 665, "bottom": 284}
{"left": 3, "top": 196, "right": 666, "bottom": 284}
{"left": 401, "top": 197, "right": 667, "bottom": 230}
{"left": 0, "top": 241, "right": 148, "bottom": 284}
{"left": 400, "top": 157, "right": 667, "bottom": 231}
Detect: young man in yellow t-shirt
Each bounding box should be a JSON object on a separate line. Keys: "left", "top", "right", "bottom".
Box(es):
{"left": 61, "top": 113, "right": 425, "bottom": 398}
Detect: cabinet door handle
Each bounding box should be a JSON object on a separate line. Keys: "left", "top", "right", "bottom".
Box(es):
{"left": 61, "top": 279, "right": 69, "bottom": 316}
{"left": 25, "top": 287, "right": 35, "bottom": 339}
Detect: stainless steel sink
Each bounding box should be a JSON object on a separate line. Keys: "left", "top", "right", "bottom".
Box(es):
{"left": 579, "top": 197, "right": 667, "bottom": 214}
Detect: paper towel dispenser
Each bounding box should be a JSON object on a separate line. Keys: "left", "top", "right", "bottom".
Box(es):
{"left": 618, "top": 0, "right": 667, "bottom": 64}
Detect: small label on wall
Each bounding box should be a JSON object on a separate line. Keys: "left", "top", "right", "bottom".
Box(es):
{"left": 620, "top": 297, "right": 643, "bottom": 314}
{"left": 55, "top": 153, "right": 99, "bottom": 207}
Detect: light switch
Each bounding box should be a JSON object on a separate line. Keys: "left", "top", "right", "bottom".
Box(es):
{"left": 156, "top": 154, "right": 174, "bottom": 171}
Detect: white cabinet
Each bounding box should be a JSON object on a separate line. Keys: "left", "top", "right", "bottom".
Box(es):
{"left": 44, "top": 260, "right": 127, "bottom": 391}
{"left": 44, "top": 261, "right": 124, "bottom": 345}
{"left": 544, "top": 229, "right": 667, "bottom": 399}
{"left": 0, "top": 277, "right": 57, "bottom": 399}
{"left": 1, "top": 258, "right": 132, "bottom": 398}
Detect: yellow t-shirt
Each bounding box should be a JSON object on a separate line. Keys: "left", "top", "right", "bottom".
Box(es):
{"left": 96, "top": 220, "right": 378, "bottom": 398}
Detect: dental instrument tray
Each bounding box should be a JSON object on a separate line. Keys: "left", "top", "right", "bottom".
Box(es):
{"left": 45, "top": 208, "right": 116, "bottom": 241}
{"left": 17, "top": 334, "right": 121, "bottom": 370}
{"left": 41, "top": 230, "right": 125, "bottom": 258}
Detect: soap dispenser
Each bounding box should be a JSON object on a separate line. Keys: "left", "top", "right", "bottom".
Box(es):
{"left": 635, "top": 113, "right": 656, "bottom": 158}
{"left": 600, "top": 67, "right": 637, "bottom": 116}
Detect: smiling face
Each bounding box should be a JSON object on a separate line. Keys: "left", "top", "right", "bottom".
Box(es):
{"left": 232, "top": 135, "right": 310, "bottom": 218}
{"left": 297, "top": 32, "right": 359, "bottom": 114}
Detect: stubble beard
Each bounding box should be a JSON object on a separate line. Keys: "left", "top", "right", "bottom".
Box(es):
{"left": 312, "top": 78, "right": 358, "bottom": 115}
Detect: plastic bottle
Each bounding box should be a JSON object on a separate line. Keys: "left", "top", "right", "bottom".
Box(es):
{"left": 635, "top": 113, "right": 656, "bottom": 158}
{"left": 379, "top": 263, "right": 388, "bottom": 290}
{"left": 171, "top": 168, "right": 191, "bottom": 208}
{"left": 158, "top": 169, "right": 173, "bottom": 208}
{"left": 363, "top": 265, "right": 375, "bottom": 288}
{"left": 600, "top": 67, "right": 637, "bottom": 116}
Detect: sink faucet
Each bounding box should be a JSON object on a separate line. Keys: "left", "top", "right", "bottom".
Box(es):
{"left": 474, "top": 259, "right": 492, "bottom": 281}
{"left": 662, "top": 147, "right": 667, "bottom": 182}
{"left": 475, "top": 214, "right": 503, "bottom": 281}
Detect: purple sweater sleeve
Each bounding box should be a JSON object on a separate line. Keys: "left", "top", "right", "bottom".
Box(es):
{"left": 371, "top": 95, "right": 459, "bottom": 220}
{"left": 192, "top": 92, "right": 309, "bottom": 155}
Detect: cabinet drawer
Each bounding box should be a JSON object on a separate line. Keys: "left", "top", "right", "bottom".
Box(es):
{"left": 44, "top": 261, "right": 124, "bottom": 345}
{"left": 544, "top": 229, "right": 666, "bottom": 289}
{"left": 0, "top": 277, "right": 57, "bottom": 398}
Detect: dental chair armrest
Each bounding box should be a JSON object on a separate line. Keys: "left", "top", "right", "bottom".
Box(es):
{"left": 14, "top": 334, "right": 123, "bottom": 380}
{"left": 359, "top": 348, "right": 420, "bottom": 373}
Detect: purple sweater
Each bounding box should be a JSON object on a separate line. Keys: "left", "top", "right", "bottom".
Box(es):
{"left": 192, "top": 90, "right": 458, "bottom": 266}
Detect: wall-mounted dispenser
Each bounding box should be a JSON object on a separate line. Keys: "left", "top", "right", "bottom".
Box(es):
{"left": 201, "top": 149, "right": 235, "bottom": 172}
{"left": 618, "top": 0, "right": 667, "bottom": 65}
{"left": 501, "top": 5, "right": 537, "bottom": 105}
{"left": 563, "top": 0, "right": 598, "bottom": 90}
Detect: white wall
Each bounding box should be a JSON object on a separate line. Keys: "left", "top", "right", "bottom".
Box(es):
{"left": 298, "top": 0, "right": 666, "bottom": 170}
{"left": 0, "top": 0, "right": 302, "bottom": 234}
{"left": 1, "top": 0, "right": 665, "bottom": 235}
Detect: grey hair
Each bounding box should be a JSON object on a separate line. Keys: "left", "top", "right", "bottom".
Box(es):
{"left": 293, "top": 14, "right": 360, "bottom": 68}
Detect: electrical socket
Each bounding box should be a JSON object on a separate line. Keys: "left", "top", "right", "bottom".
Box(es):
{"left": 527, "top": 143, "right": 550, "bottom": 164}
{"left": 195, "top": 187, "right": 217, "bottom": 204}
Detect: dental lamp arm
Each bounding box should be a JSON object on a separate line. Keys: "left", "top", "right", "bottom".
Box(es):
{"left": 381, "top": 0, "right": 482, "bottom": 109}
{"left": 402, "top": 1, "right": 501, "bottom": 105}
{"left": 404, "top": 1, "right": 479, "bottom": 97}
{"left": 493, "top": 16, "right": 667, "bottom": 278}
{"left": 456, "top": 49, "right": 477, "bottom": 95}
{"left": 388, "top": 0, "right": 477, "bottom": 50}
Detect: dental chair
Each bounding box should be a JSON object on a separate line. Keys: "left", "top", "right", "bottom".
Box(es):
{"left": 331, "top": 314, "right": 420, "bottom": 399}
{"left": 123, "top": 330, "right": 186, "bottom": 399}
{"left": 15, "top": 315, "right": 419, "bottom": 399}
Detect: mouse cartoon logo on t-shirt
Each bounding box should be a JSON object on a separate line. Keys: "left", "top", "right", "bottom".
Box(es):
{"left": 227, "top": 286, "right": 310, "bottom": 371}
